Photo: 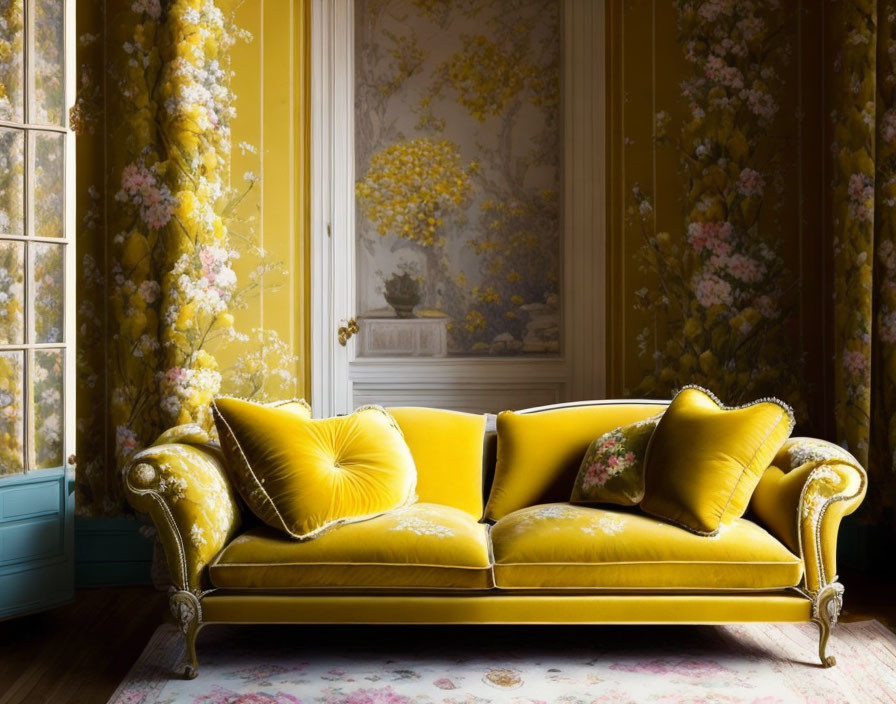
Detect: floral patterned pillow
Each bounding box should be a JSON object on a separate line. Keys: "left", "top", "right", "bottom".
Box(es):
{"left": 570, "top": 413, "right": 663, "bottom": 506}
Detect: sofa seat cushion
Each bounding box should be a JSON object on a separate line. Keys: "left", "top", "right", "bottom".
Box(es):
{"left": 490, "top": 503, "right": 802, "bottom": 590}
{"left": 209, "top": 503, "right": 493, "bottom": 590}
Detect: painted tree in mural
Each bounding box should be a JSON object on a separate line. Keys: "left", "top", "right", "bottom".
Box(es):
{"left": 74, "top": 0, "right": 297, "bottom": 514}
{"left": 632, "top": 0, "right": 803, "bottom": 413}
{"left": 356, "top": 136, "right": 473, "bottom": 306}
{"left": 354, "top": 0, "right": 560, "bottom": 355}
{"left": 423, "top": 0, "right": 560, "bottom": 353}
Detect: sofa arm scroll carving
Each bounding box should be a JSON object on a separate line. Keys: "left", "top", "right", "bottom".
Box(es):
{"left": 122, "top": 432, "right": 242, "bottom": 594}
{"left": 749, "top": 437, "right": 867, "bottom": 595}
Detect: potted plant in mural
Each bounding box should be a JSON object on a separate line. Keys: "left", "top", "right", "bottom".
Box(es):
{"left": 381, "top": 267, "right": 422, "bottom": 318}
{"left": 356, "top": 136, "right": 473, "bottom": 309}
{"left": 630, "top": 0, "right": 803, "bottom": 413}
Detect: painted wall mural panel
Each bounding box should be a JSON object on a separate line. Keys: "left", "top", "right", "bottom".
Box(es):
{"left": 354, "top": 0, "right": 561, "bottom": 356}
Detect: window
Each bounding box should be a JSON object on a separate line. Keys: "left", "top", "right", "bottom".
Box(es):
{"left": 0, "top": 0, "right": 73, "bottom": 475}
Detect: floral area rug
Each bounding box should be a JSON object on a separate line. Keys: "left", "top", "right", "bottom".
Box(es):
{"left": 108, "top": 620, "right": 896, "bottom": 704}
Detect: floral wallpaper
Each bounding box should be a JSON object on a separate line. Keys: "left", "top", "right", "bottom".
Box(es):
{"left": 828, "top": 0, "right": 896, "bottom": 523}
{"left": 72, "top": 0, "right": 303, "bottom": 516}
{"left": 610, "top": 0, "right": 896, "bottom": 530}
{"left": 622, "top": 1, "right": 804, "bottom": 416}
{"left": 354, "top": 0, "right": 560, "bottom": 355}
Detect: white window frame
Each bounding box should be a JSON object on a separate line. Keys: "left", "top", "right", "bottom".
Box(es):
{"left": 0, "top": 0, "right": 76, "bottom": 477}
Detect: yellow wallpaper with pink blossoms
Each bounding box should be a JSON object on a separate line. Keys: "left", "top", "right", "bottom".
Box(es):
{"left": 607, "top": 0, "right": 895, "bottom": 530}
{"left": 606, "top": 1, "right": 829, "bottom": 432}
{"left": 73, "top": 0, "right": 309, "bottom": 516}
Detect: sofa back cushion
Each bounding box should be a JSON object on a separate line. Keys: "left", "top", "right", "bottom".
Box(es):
{"left": 484, "top": 401, "right": 668, "bottom": 521}
{"left": 387, "top": 407, "right": 487, "bottom": 519}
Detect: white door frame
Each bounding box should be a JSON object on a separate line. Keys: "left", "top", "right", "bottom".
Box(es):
{"left": 311, "top": 0, "right": 606, "bottom": 417}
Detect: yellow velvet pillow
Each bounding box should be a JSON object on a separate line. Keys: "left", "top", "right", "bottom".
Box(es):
{"left": 212, "top": 398, "right": 417, "bottom": 540}
{"left": 387, "top": 407, "right": 486, "bottom": 519}
{"left": 640, "top": 386, "right": 794, "bottom": 536}
{"left": 484, "top": 402, "right": 669, "bottom": 521}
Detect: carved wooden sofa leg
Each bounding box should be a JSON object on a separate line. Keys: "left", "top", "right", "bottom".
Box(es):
{"left": 811, "top": 582, "right": 844, "bottom": 667}
{"left": 169, "top": 590, "right": 202, "bottom": 679}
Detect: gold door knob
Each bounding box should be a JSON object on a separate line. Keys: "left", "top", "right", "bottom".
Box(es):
{"left": 337, "top": 318, "right": 359, "bottom": 346}
{"left": 67, "top": 454, "right": 77, "bottom": 466}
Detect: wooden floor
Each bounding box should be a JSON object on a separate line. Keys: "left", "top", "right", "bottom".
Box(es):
{"left": 0, "top": 587, "right": 166, "bottom": 704}
{"left": 0, "top": 575, "right": 893, "bottom": 704}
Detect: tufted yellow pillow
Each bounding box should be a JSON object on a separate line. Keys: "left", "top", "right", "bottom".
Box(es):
{"left": 640, "top": 386, "right": 794, "bottom": 536}
{"left": 212, "top": 398, "right": 417, "bottom": 540}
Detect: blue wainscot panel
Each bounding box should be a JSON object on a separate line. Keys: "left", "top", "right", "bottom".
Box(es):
{"left": 0, "top": 473, "right": 72, "bottom": 620}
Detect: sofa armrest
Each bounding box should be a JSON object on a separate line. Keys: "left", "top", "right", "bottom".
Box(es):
{"left": 749, "top": 437, "right": 867, "bottom": 594}
{"left": 122, "top": 426, "right": 242, "bottom": 594}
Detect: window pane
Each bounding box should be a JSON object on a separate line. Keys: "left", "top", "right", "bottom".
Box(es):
{"left": 0, "top": 351, "right": 24, "bottom": 475}
{"left": 0, "top": 240, "right": 24, "bottom": 344}
{"left": 33, "top": 0, "right": 64, "bottom": 126}
{"left": 31, "top": 241, "right": 63, "bottom": 343}
{"left": 32, "top": 349, "right": 63, "bottom": 469}
{"left": 0, "top": 0, "right": 24, "bottom": 121}
{"left": 33, "top": 131, "right": 64, "bottom": 238}
{"left": 0, "top": 127, "right": 24, "bottom": 235}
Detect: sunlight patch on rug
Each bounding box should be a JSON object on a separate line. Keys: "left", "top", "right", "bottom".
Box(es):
{"left": 107, "top": 621, "right": 896, "bottom": 703}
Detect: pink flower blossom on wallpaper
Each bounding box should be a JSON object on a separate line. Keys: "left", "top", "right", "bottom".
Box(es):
{"left": 842, "top": 349, "right": 868, "bottom": 378}
{"left": 115, "top": 162, "right": 176, "bottom": 230}
{"left": 736, "top": 168, "right": 765, "bottom": 197}
{"left": 131, "top": 0, "right": 162, "bottom": 20}
{"left": 691, "top": 272, "right": 734, "bottom": 308}
{"left": 847, "top": 172, "right": 874, "bottom": 222}
{"left": 139, "top": 280, "right": 161, "bottom": 304}
{"left": 704, "top": 54, "right": 744, "bottom": 90}
{"left": 743, "top": 88, "right": 778, "bottom": 121}
{"left": 686, "top": 221, "right": 732, "bottom": 255}
{"left": 115, "top": 424, "right": 141, "bottom": 458}
{"left": 697, "top": 0, "right": 733, "bottom": 23}
{"left": 754, "top": 295, "right": 780, "bottom": 320}
{"left": 882, "top": 109, "right": 896, "bottom": 145}
{"left": 719, "top": 253, "right": 765, "bottom": 284}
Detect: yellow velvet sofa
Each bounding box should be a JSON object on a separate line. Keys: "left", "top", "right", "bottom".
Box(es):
{"left": 122, "top": 400, "right": 867, "bottom": 678}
